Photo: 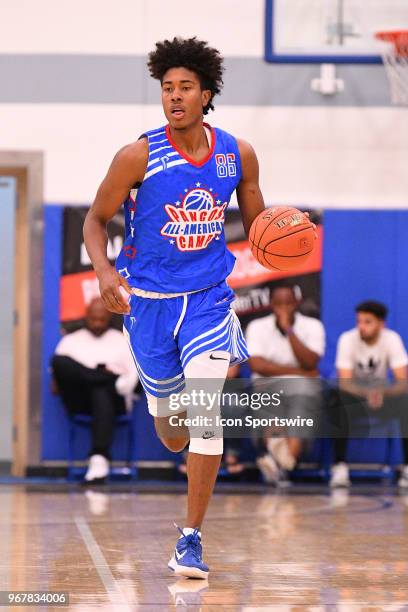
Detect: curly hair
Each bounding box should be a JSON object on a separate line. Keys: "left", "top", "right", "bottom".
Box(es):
{"left": 147, "top": 37, "right": 224, "bottom": 115}
{"left": 356, "top": 300, "right": 388, "bottom": 320}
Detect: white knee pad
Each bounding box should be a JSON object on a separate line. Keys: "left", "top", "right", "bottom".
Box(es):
{"left": 184, "top": 350, "right": 231, "bottom": 380}
{"left": 145, "top": 350, "right": 230, "bottom": 417}
{"left": 183, "top": 350, "right": 230, "bottom": 456}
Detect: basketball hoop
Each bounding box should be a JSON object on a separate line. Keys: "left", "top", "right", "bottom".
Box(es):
{"left": 375, "top": 30, "right": 408, "bottom": 105}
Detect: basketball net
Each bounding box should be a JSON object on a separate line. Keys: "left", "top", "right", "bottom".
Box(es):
{"left": 375, "top": 31, "right": 408, "bottom": 105}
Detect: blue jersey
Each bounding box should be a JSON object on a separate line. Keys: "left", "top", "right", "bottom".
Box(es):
{"left": 116, "top": 123, "right": 242, "bottom": 293}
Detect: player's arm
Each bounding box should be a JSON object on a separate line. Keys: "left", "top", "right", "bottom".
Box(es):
{"left": 83, "top": 139, "right": 148, "bottom": 314}
{"left": 274, "top": 309, "right": 321, "bottom": 371}
{"left": 384, "top": 335, "right": 408, "bottom": 394}
{"left": 382, "top": 365, "right": 408, "bottom": 396}
{"left": 337, "top": 368, "right": 370, "bottom": 397}
{"left": 393, "top": 366, "right": 408, "bottom": 380}
{"left": 249, "top": 356, "right": 318, "bottom": 378}
{"left": 286, "top": 334, "right": 320, "bottom": 371}
{"left": 236, "top": 139, "right": 265, "bottom": 236}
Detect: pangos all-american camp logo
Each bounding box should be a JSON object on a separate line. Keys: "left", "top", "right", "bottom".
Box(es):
{"left": 160, "top": 183, "right": 228, "bottom": 251}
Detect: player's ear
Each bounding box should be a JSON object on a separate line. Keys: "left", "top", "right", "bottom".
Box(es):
{"left": 201, "top": 89, "right": 212, "bottom": 109}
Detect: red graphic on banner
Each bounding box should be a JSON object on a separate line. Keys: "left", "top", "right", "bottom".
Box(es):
{"left": 60, "top": 270, "right": 99, "bottom": 322}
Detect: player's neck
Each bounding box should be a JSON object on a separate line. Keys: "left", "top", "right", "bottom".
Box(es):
{"left": 168, "top": 120, "right": 209, "bottom": 158}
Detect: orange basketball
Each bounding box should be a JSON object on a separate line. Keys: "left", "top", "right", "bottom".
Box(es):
{"left": 249, "top": 206, "right": 316, "bottom": 271}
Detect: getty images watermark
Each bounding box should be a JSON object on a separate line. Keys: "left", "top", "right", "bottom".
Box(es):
{"left": 167, "top": 389, "right": 314, "bottom": 430}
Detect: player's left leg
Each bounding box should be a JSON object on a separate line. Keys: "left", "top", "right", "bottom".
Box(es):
{"left": 167, "top": 349, "right": 230, "bottom": 579}
{"left": 167, "top": 281, "right": 249, "bottom": 578}
{"left": 183, "top": 349, "right": 230, "bottom": 527}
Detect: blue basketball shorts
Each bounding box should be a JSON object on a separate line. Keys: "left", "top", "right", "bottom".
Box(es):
{"left": 122, "top": 280, "right": 249, "bottom": 399}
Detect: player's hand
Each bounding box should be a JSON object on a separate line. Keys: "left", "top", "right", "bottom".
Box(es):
{"left": 274, "top": 307, "right": 292, "bottom": 332}
{"left": 97, "top": 266, "right": 132, "bottom": 314}
{"left": 304, "top": 212, "right": 318, "bottom": 240}
{"left": 366, "top": 389, "right": 384, "bottom": 410}
{"left": 303, "top": 368, "right": 320, "bottom": 378}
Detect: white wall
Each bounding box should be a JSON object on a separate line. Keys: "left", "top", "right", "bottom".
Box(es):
{"left": 1, "top": 0, "right": 407, "bottom": 208}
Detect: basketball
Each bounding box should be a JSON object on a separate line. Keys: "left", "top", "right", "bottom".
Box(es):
{"left": 249, "top": 206, "right": 316, "bottom": 271}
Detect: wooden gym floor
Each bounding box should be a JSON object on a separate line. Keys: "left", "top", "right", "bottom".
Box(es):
{"left": 1, "top": 483, "right": 408, "bottom": 610}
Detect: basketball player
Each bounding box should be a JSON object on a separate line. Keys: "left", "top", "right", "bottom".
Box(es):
{"left": 83, "top": 37, "right": 265, "bottom": 579}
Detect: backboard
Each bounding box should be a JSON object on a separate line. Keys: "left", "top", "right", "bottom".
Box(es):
{"left": 265, "top": 0, "right": 408, "bottom": 63}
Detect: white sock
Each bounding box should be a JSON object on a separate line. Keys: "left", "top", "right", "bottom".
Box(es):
{"left": 180, "top": 527, "right": 201, "bottom": 538}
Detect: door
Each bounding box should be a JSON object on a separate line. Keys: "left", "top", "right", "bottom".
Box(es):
{"left": 0, "top": 177, "right": 16, "bottom": 463}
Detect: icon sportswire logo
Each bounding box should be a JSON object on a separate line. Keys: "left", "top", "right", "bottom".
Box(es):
{"left": 160, "top": 183, "right": 228, "bottom": 252}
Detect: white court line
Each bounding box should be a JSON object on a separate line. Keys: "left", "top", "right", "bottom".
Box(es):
{"left": 75, "top": 516, "right": 132, "bottom": 612}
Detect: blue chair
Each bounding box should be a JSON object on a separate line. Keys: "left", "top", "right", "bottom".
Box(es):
{"left": 343, "top": 415, "right": 401, "bottom": 481}
{"left": 67, "top": 412, "right": 137, "bottom": 481}
{"left": 319, "top": 379, "right": 401, "bottom": 481}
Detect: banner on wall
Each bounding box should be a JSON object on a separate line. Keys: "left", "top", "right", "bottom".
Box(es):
{"left": 60, "top": 206, "right": 323, "bottom": 331}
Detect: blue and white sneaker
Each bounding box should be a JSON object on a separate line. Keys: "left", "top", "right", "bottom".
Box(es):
{"left": 168, "top": 525, "right": 209, "bottom": 579}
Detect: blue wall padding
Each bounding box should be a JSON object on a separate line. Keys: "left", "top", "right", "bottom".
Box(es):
{"left": 321, "top": 210, "right": 408, "bottom": 375}
{"left": 133, "top": 394, "right": 176, "bottom": 460}
{"left": 42, "top": 205, "right": 68, "bottom": 460}
{"left": 321, "top": 210, "right": 408, "bottom": 465}
{"left": 42, "top": 207, "right": 407, "bottom": 465}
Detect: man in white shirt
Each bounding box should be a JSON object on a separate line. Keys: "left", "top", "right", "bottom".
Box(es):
{"left": 332, "top": 300, "right": 408, "bottom": 488}
{"left": 246, "top": 284, "right": 325, "bottom": 484}
{"left": 52, "top": 297, "right": 138, "bottom": 483}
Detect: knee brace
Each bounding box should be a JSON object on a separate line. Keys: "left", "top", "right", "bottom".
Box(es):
{"left": 183, "top": 350, "right": 230, "bottom": 456}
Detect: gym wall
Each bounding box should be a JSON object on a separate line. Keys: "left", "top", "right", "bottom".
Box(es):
{"left": 1, "top": 0, "right": 407, "bottom": 465}
{"left": 1, "top": 0, "right": 407, "bottom": 208}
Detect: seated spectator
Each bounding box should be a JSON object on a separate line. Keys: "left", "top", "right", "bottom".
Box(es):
{"left": 246, "top": 283, "right": 325, "bottom": 485}
{"left": 331, "top": 300, "right": 408, "bottom": 488}
{"left": 51, "top": 297, "right": 138, "bottom": 484}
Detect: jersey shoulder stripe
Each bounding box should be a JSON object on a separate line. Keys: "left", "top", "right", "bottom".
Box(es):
{"left": 140, "top": 125, "right": 185, "bottom": 182}
{"left": 147, "top": 129, "right": 165, "bottom": 139}
{"left": 144, "top": 157, "right": 188, "bottom": 180}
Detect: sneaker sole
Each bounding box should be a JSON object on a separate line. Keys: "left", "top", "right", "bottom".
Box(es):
{"left": 168, "top": 556, "right": 209, "bottom": 579}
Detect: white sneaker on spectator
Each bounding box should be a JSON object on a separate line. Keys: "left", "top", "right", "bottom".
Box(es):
{"left": 84, "top": 454, "right": 109, "bottom": 483}
{"left": 266, "top": 437, "right": 296, "bottom": 471}
{"left": 398, "top": 465, "right": 408, "bottom": 488}
{"left": 257, "top": 454, "right": 279, "bottom": 484}
{"left": 329, "top": 462, "right": 350, "bottom": 488}
{"left": 329, "top": 488, "right": 350, "bottom": 508}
